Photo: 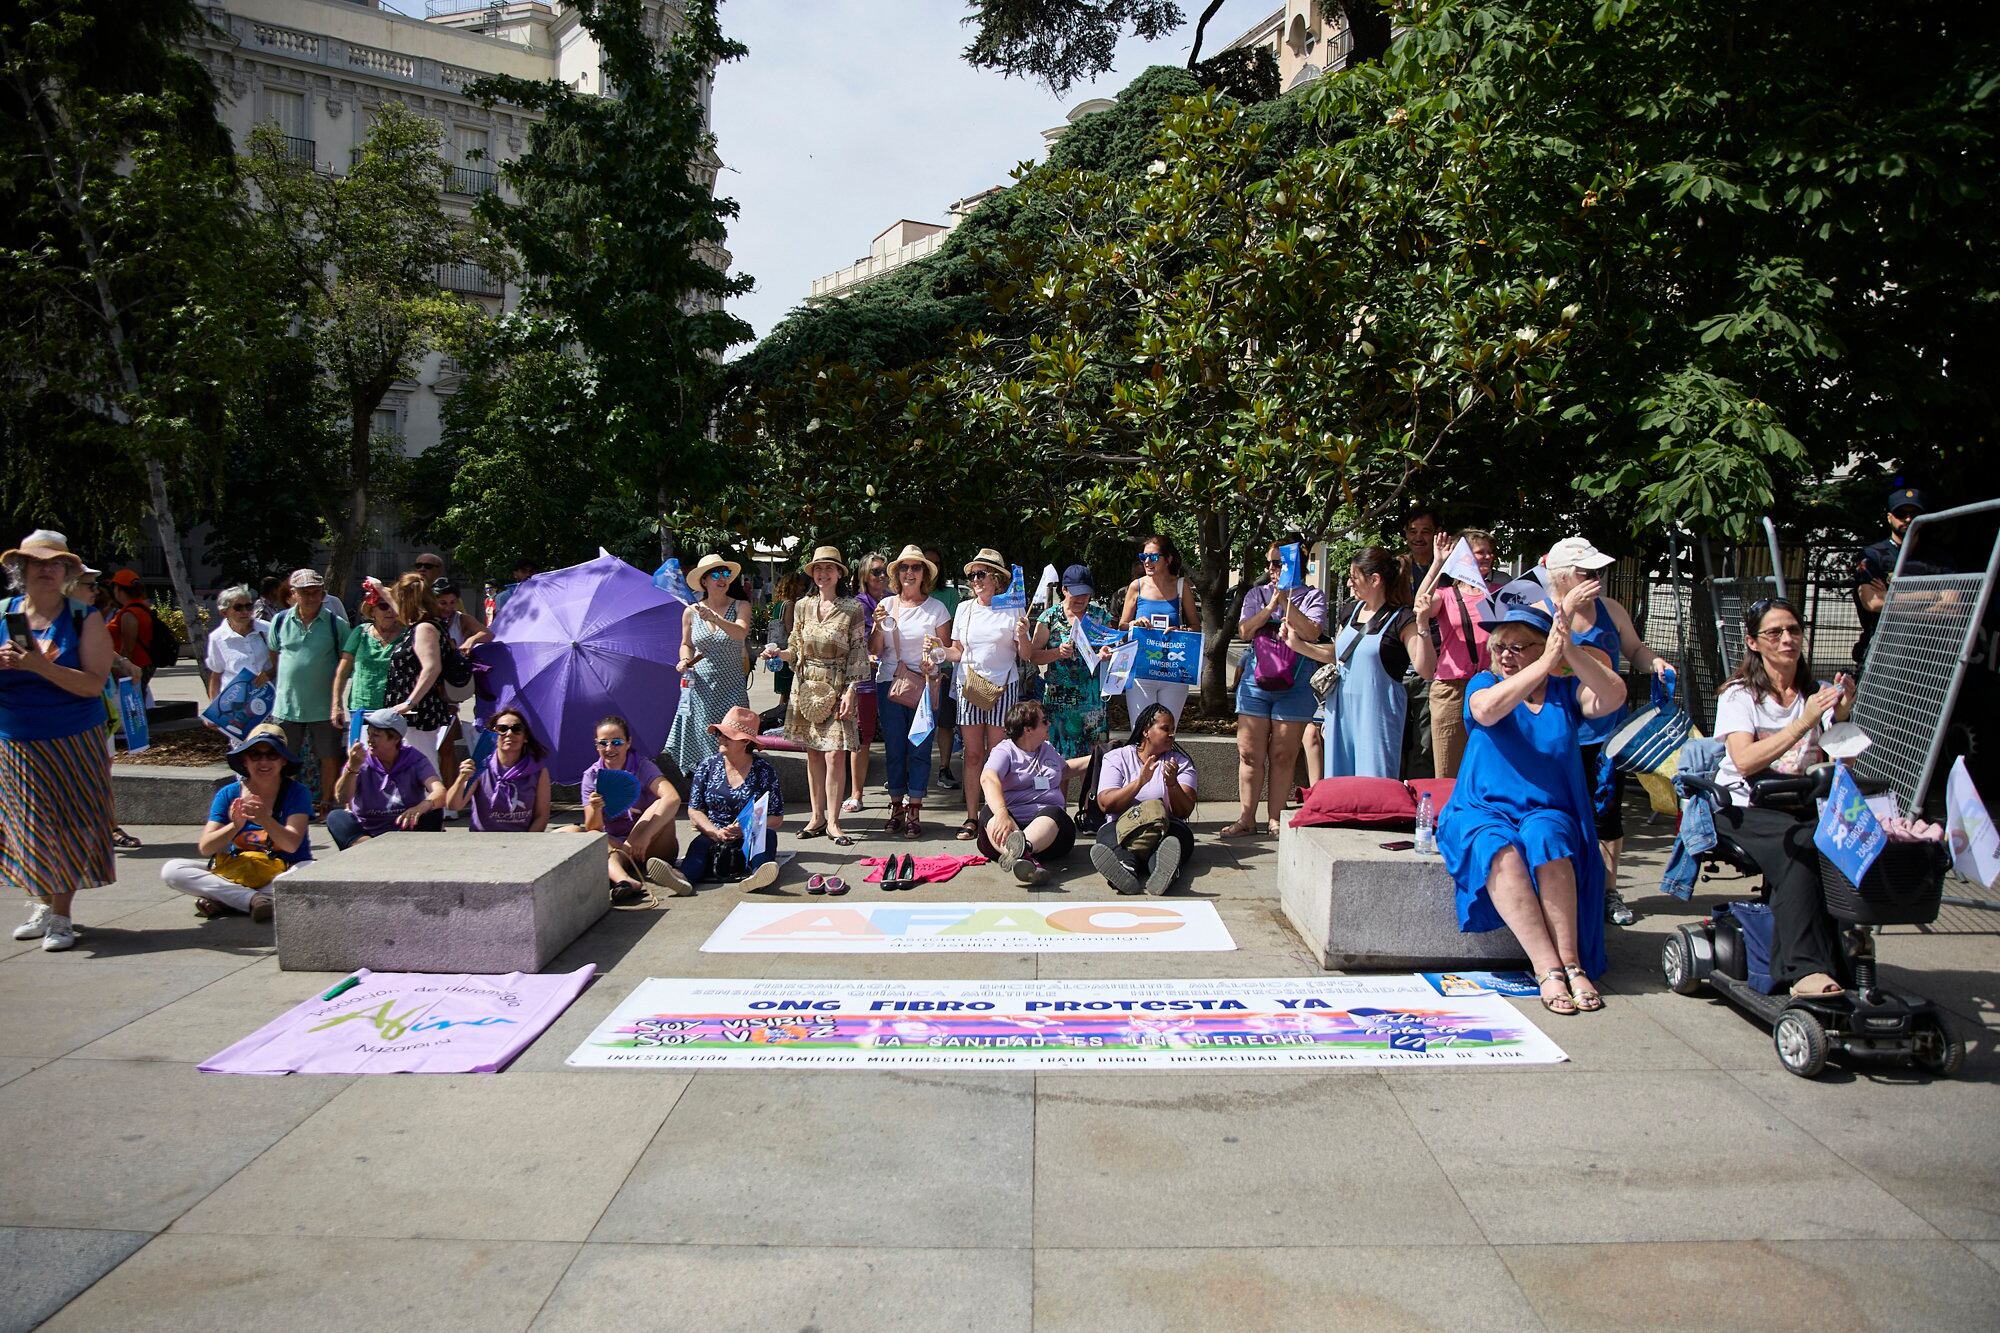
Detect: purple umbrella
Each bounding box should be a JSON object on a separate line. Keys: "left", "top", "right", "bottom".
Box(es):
{"left": 470, "top": 551, "right": 684, "bottom": 784}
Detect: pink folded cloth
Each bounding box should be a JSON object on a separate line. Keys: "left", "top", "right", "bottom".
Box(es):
{"left": 859, "top": 854, "right": 989, "bottom": 884}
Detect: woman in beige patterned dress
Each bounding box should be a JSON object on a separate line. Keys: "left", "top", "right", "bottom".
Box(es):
{"left": 766, "top": 545, "right": 869, "bottom": 845}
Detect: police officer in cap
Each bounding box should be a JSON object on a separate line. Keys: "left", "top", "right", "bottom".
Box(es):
{"left": 1852, "top": 485, "right": 1957, "bottom": 669}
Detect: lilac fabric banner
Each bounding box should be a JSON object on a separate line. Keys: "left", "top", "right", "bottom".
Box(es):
{"left": 200, "top": 965, "right": 595, "bottom": 1075}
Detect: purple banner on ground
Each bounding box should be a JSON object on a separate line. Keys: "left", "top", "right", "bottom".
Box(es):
{"left": 200, "top": 965, "right": 595, "bottom": 1075}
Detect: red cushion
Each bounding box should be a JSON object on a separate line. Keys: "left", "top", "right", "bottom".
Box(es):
{"left": 1290, "top": 777, "right": 1417, "bottom": 830}
{"left": 1405, "top": 778, "right": 1456, "bottom": 815}
{"left": 755, "top": 733, "right": 805, "bottom": 752}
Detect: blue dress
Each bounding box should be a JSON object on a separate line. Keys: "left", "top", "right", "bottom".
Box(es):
{"left": 1322, "top": 606, "right": 1410, "bottom": 779}
{"left": 1439, "top": 671, "right": 1607, "bottom": 977}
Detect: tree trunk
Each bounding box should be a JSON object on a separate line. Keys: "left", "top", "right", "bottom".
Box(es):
{"left": 143, "top": 457, "right": 205, "bottom": 639}
{"left": 327, "top": 408, "right": 373, "bottom": 603}
{"left": 1194, "top": 505, "right": 1234, "bottom": 714}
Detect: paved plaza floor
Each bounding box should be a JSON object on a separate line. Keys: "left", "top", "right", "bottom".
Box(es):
{"left": 3, "top": 672, "right": 1997, "bottom": 1329}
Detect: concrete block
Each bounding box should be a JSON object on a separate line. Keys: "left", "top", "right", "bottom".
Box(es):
{"left": 110, "top": 763, "right": 232, "bottom": 826}
{"left": 274, "top": 831, "right": 609, "bottom": 974}
{"left": 1278, "top": 824, "right": 1527, "bottom": 971}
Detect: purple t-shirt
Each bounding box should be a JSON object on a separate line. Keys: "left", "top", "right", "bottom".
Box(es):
{"left": 1241, "top": 580, "right": 1327, "bottom": 637}
{"left": 983, "top": 738, "right": 1067, "bottom": 819}
{"left": 348, "top": 743, "right": 438, "bottom": 837}
{"left": 470, "top": 754, "right": 545, "bottom": 833}
{"left": 581, "top": 753, "right": 663, "bottom": 839}
{"left": 1099, "top": 744, "right": 1197, "bottom": 806}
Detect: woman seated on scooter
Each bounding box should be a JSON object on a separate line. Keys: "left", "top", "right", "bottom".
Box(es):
{"left": 1439, "top": 591, "right": 1626, "bottom": 1016}
{"left": 1712, "top": 597, "right": 1856, "bottom": 998}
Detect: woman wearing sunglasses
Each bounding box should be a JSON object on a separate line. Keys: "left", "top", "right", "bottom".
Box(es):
{"left": 1114, "top": 534, "right": 1201, "bottom": 722}
{"left": 1712, "top": 598, "right": 1857, "bottom": 998}
{"left": 665, "top": 553, "right": 751, "bottom": 779}
{"left": 870, "top": 545, "right": 950, "bottom": 837}
{"left": 560, "top": 714, "right": 689, "bottom": 900}
{"left": 444, "top": 707, "right": 550, "bottom": 834}
{"left": 941, "top": 548, "right": 1035, "bottom": 841}
{"left": 680, "top": 705, "right": 784, "bottom": 891}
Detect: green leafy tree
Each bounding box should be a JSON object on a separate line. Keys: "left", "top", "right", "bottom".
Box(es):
{"left": 0, "top": 0, "right": 254, "bottom": 625}
{"left": 467, "top": 0, "right": 752, "bottom": 561}
{"left": 962, "top": 0, "right": 1187, "bottom": 95}
{"left": 242, "top": 101, "right": 489, "bottom": 598}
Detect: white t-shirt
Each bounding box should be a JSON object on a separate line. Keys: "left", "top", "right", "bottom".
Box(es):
{"left": 876, "top": 595, "right": 948, "bottom": 679}
{"left": 205, "top": 619, "right": 273, "bottom": 682}
{"left": 1713, "top": 682, "right": 1831, "bottom": 806}
{"left": 953, "top": 599, "right": 1023, "bottom": 686}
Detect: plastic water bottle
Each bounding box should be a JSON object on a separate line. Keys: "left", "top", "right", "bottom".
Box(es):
{"left": 1414, "top": 793, "right": 1436, "bottom": 855}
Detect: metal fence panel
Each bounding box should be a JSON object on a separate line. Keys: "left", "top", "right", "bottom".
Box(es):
{"left": 1851, "top": 572, "right": 1989, "bottom": 814}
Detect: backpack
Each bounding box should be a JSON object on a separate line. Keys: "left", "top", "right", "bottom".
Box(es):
{"left": 1074, "top": 741, "right": 1108, "bottom": 835}
{"left": 144, "top": 605, "right": 180, "bottom": 670}
{"left": 438, "top": 625, "right": 474, "bottom": 689}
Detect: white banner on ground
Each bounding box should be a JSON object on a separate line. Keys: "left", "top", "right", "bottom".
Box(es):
{"left": 700, "top": 901, "right": 1237, "bottom": 953}
{"left": 1947, "top": 756, "right": 2000, "bottom": 890}
{"left": 565, "top": 976, "right": 1569, "bottom": 1070}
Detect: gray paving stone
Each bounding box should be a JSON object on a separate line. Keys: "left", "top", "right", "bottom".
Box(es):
{"left": 0, "top": 1059, "right": 348, "bottom": 1231}
{"left": 68, "top": 956, "right": 344, "bottom": 1065}
{"left": 1390, "top": 1069, "right": 1940, "bottom": 1243}
{"left": 0, "top": 1057, "right": 42, "bottom": 1090}
{"left": 1623, "top": 990, "right": 1806, "bottom": 1071}
{"left": 532, "top": 1243, "right": 1032, "bottom": 1332}
{"left": 1033, "top": 1072, "right": 1484, "bottom": 1247}
{"left": 1969, "top": 1240, "right": 2000, "bottom": 1276}
{"left": 1034, "top": 1244, "right": 1540, "bottom": 1332}
{"left": 0, "top": 952, "right": 262, "bottom": 1059}
{"left": 0, "top": 1227, "right": 149, "bottom": 1333}
{"left": 1456, "top": 994, "right": 1715, "bottom": 1073}
{"left": 42, "top": 1233, "right": 577, "bottom": 1332}
{"left": 591, "top": 1071, "right": 1032, "bottom": 1247}
{"left": 1733, "top": 1068, "right": 2000, "bottom": 1240}
{"left": 1499, "top": 1239, "right": 2000, "bottom": 1332}
{"left": 173, "top": 1071, "right": 685, "bottom": 1242}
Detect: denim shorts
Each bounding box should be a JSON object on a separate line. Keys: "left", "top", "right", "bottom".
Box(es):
{"left": 1235, "top": 657, "right": 1319, "bottom": 723}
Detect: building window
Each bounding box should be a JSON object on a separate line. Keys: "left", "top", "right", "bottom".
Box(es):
{"left": 447, "top": 125, "right": 495, "bottom": 194}
{"left": 257, "top": 86, "right": 313, "bottom": 166}
{"left": 371, "top": 408, "right": 402, "bottom": 443}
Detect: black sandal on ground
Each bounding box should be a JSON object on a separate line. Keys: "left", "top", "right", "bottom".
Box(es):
{"left": 798, "top": 823, "right": 827, "bottom": 840}
{"left": 956, "top": 818, "right": 978, "bottom": 841}
{"left": 830, "top": 834, "right": 855, "bottom": 847}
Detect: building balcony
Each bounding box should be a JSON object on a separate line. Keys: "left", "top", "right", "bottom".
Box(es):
{"left": 445, "top": 163, "right": 498, "bottom": 195}
{"left": 436, "top": 262, "right": 503, "bottom": 297}
{"left": 279, "top": 134, "right": 316, "bottom": 167}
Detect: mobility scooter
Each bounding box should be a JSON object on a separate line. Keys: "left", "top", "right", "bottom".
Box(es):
{"left": 1659, "top": 767, "right": 1964, "bottom": 1079}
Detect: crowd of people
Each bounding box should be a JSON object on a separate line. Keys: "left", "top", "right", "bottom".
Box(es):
{"left": 0, "top": 509, "right": 1902, "bottom": 1009}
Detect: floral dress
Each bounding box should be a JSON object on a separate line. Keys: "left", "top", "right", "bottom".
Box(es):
{"left": 666, "top": 600, "right": 749, "bottom": 775}
{"left": 1036, "top": 602, "right": 1110, "bottom": 759}
{"left": 783, "top": 595, "right": 869, "bottom": 752}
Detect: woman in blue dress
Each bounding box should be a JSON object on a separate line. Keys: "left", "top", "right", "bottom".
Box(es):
{"left": 1288, "top": 546, "right": 1434, "bottom": 778}
{"left": 1439, "top": 592, "right": 1626, "bottom": 1015}
{"left": 665, "top": 553, "right": 751, "bottom": 778}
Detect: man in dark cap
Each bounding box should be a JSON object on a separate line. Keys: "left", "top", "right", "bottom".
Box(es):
{"left": 1852, "top": 486, "right": 1958, "bottom": 669}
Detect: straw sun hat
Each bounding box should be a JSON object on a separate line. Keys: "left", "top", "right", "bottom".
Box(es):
{"left": 963, "top": 547, "right": 1008, "bottom": 578}
{"left": 803, "top": 545, "right": 846, "bottom": 573}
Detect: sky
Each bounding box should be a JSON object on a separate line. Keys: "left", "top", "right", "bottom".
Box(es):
{"left": 386, "top": 0, "right": 1279, "bottom": 348}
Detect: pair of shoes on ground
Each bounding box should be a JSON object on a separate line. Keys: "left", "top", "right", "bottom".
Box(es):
{"left": 992, "top": 830, "right": 1050, "bottom": 886}
{"left": 14, "top": 903, "right": 76, "bottom": 951}
{"left": 879, "top": 853, "right": 919, "bottom": 890}
{"left": 1536, "top": 966, "right": 1604, "bottom": 1016}
{"left": 1089, "top": 836, "right": 1183, "bottom": 896}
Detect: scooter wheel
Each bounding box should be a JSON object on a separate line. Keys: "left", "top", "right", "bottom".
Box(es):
{"left": 1911, "top": 1014, "right": 1965, "bottom": 1077}
{"left": 1774, "top": 1008, "right": 1829, "bottom": 1078}
{"left": 1662, "top": 929, "right": 1702, "bottom": 996}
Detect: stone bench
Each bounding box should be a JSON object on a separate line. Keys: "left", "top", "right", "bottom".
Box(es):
{"left": 275, "top": 831, "right": 609, "bottom": 974}
{"left": 1278, "top": 824, "right": 1528, "bottom": 971}
{"left": 111, "top": 763, "right": 234, "bottom": 826}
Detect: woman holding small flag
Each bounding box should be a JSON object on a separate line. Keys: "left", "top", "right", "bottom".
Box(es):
{"left": 1412, "top": 529, "right": 1505, "bottom": 779}
{"left": 1024, "top": 564, "right": 1111, "bottom": 760}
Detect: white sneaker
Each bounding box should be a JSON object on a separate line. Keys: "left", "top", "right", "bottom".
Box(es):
{"left": 13, "top": 903, "right": 51, "bottom": 940}
{"left": 1145, "top": 836, "right": 1186, "bottom": 896}
{"left": 646, "top": 857, "right": 695, "bottom": 897}
{"left": 41, "top": 915, "right": 76, "bottom": 952}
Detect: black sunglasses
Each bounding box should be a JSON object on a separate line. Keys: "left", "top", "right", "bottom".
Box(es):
{"left": 489, "top": 722, "right": 527, "bottom": 736}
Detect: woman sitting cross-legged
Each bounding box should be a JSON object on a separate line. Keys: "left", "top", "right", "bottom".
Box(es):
{"left": 1090, "top": 703, "right": 1200, "bottom": 895}
{"left": 443, "top": 707, "right": 551, "bottom": 833}
{"left": 559, "top": 714, "right": 690, "bottom": 902}
{"left": 161, "top": 723, "right": 315, "bottom": 922}
{"left": 327, "top": 709, "right": 448, "bottom": 850}
{"left": 978, "top": 700, "right": 1091, "bottom": 886}
{"left": 680, "top": 705, "right": 785, "bottom": 892}
{"left": 1439, "top": 591, "right": 1627, "bottom": 1016}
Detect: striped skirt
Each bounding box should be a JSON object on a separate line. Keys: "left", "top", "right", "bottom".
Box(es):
{"left": 955, "top": 679, "right": 1020, "bottom": 730}
{"left": 0, "top": 726, "right": 115, "bottom": 899}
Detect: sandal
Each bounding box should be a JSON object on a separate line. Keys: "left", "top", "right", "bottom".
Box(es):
{"left": 111, "top": 827, "right": 142, "bottom": 850}
{"left": 1218, "top": 819, "right": 1261, "bottom": 838}
{"left": 808, "top": 874, "right": 830, "bottom": 895}
{"left": 955, "top": 818, "right": 978, "bottom": 841}
{"left": 798, "top": 823, "right": 827, "bottom": 840}
{"left": 831, "top": 834, "right": 855, "bottom": 847}
{"left": 840, "top": 797, "right": 863, "bottom": 814}
{"left": 1790, "top": 972, "right": 1844, "bottom": 998}
{"left": 192, "top": 897, "right": 228, "bottom": 919}
{"left": 1536, "top": 969, "right": 1577, "bottom": 1016}
{"left": 1564, "top": 966, "right": 1603, "bottom": 1012}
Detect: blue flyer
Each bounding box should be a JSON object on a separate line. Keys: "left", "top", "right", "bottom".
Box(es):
{"left": 1421, "top": 971, "right": 1541, "bottom": 998}
{"left": 1132, "top": 625, "right": 1201, "bottom": 686}
{"left": 116, "top": 678, "right": 149, "bottom": 754}
{"left": 993, "top": 564, "right": 1027, "bottom": 610}
{"left": 1278, "top": 543, "right": 1304, "bottom": 590}
{"left": 1815, "top": 761, "right": 1887, "bottom": 887}
{"left": 1101, "top": 640, "right": 1140, "bottom": 693}
{"left": 201, "top": 668, "right": 274, "bottom": 741}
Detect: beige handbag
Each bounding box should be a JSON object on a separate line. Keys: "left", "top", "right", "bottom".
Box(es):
{"left": 962, "top": 665, "right": 1006, "bottom": 711}
{"left": 885, "top": 612, "right": 933, "bottom": 708}
{"left": 793, "top": 658, "right": 840, "bottom": 725}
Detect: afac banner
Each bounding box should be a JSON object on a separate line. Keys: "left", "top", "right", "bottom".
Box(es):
{"left": 701, "top": 901, "right": 1237, "bottom": 953}
{"left": 566, "top": 976, "right": 1568, "bottom": 1070}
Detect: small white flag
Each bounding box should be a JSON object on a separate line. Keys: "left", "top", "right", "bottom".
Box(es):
{"left": 1033, "top": 564, "right": 1061, "bottom": 608}
{"left": 1441, "top": 538, "right": 1486, "bottom": 588}
{"left": 1946, "top": 757, "right": 2000, "bottom": 891}
{"left": 908, "top": 685, "right": 936, "bottom": 746}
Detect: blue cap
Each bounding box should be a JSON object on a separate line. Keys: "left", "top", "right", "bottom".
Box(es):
{"left": 1887, "top": 486, "right": 1925, "bottom": 514}
{"left": 1061, "top": 564, "right": 1094, "bottom": 596}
